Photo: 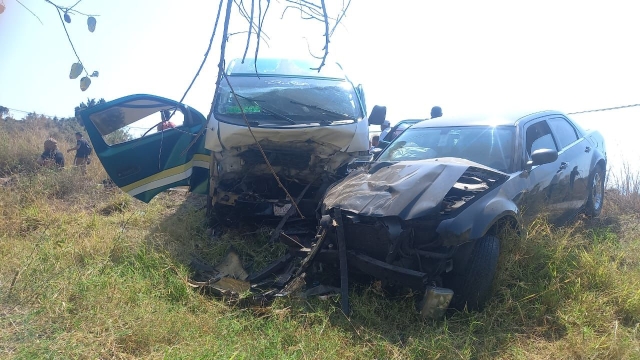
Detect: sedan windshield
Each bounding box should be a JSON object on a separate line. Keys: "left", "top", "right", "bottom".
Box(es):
{"left": 377, "top": 126, "right": 515, "bottom": 172}
{"left": 214, "top": 76, "right": 362, "bottom": 126}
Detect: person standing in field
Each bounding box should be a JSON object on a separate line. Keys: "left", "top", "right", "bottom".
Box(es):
{"left": 67, "top": 132, "right": 92, "bottom": 174}
{"left": 37, "top": 138, "right": 65, "bottom": 168}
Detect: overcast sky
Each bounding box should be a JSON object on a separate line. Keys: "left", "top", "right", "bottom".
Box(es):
{"left": 1, "top": 0, "right": 638, "bottom": 173}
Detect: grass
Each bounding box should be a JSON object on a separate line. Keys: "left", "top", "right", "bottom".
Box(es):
{"left": 1, "top": 118, "right": 640, "bottom": 359}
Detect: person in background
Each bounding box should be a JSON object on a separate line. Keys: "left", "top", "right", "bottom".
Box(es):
{"left": 157, "top": 110, "right": 176, "bottom": 131}
{"left": 379, "top": 120, "right": 391, "bottom": 141}
{"left": 369, "top": 135, "right": 380, "bottom": 153}
{"left": 38, "top": 138, "right": 65, "bottom": 168}
{"left": 67, "top": 132, "right": 91, "bottom": 174}
{"left": 430, "top": 106, "right": 443, "bottom": 119}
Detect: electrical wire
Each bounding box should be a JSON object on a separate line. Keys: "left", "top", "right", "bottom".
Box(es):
{"left": 567, "top": 103, "right": 640, "bottom": 115}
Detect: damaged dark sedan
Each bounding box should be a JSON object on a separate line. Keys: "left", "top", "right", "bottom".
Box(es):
{"left": 318, "top": 110, "right": 606, "bottom": 314}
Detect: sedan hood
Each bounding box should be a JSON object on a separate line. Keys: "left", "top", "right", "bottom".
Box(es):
{"left": 322, "top": 158, "right": 509, "bottom": 220}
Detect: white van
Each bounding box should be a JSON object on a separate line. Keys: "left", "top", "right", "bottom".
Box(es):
{"left": 80, "top": 58, "right": 386, "bottom": 220}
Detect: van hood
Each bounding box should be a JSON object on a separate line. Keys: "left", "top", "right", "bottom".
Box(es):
{"left": 204, "top": 120, "right": 368, "bottom": 153}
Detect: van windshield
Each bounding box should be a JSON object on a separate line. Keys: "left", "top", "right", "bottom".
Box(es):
{"left": 214, "top": 76, "right": 362, "bottom": 127}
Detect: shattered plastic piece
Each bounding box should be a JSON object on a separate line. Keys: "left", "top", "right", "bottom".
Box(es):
{"left": 276, "top": 273, "right": 306, "bottom": 297}
{"left": 418, "top": 286, "right": 454, "bottom": 319}
{"left": 211, "top": 277, "right": 250, "bottom": 294}
{"left": 301, "top": 285, "right": 340, "bottom": 299}
{"left": 214, "top": 249, "right": 249, "bottom": 280}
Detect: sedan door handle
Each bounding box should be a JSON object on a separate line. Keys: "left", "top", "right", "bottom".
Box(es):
{"left": 585, "top": 146, "right": 591, "bottom": 153}
{"left": 559, "top": 162, "right": 568, "bottom": 170}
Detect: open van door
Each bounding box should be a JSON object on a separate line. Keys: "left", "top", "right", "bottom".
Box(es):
{"left": 80, "top": 94, "right": 210, "bottom": 203}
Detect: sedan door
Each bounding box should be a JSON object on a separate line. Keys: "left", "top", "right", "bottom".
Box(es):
{"left": 80, "top": 94, "right": 210, "bottom": 203}
{"left": 546, "top": 116, "right": 591, "bottom": 221}
{"left": 518, "top": 118, "right": 564, "bottom": 224}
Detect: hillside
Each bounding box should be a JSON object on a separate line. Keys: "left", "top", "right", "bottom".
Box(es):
{"left": 1, "top": 117, "right": 639, "bottom": 359}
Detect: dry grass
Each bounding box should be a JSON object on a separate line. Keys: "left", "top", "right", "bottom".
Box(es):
{"left": 1, "top": 118, "right": 639, "bottom": 359}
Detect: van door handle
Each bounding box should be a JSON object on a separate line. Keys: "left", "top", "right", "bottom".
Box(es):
{"left": 585, "top": 146, "right": 591, "bottom": 153}
{"left": 559, "top": 162, "right": 568, "bottom": 170}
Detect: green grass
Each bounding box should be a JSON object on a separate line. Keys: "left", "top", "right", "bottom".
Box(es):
{"left": 2, "top": 170, "right": 639, "bottom": 359}
{"left": 1, "top": 117, "right": 640, "bottom": 359}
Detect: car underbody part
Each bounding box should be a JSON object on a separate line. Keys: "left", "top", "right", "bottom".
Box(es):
{"left": 189, "top": 208, "right": 457, "bottom": 319}
{"left": 269, "top": 181, "right": 314, "bottom": 243}
{"left": 334, "top": 208, "right": 350, "bottom": 315}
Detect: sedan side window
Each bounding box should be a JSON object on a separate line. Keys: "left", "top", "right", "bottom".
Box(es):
{"left": 525, "top": 120, "right": 557, "bottom": 156}
{"left": 547, "top": 118, "right": 579, "bottom": 150}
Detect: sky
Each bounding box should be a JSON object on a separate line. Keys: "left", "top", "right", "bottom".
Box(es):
{"left": 1, "top": 0, "right": 639, "bottom": 176}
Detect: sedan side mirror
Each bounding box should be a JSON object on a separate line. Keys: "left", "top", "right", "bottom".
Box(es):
{"left": 526, "top": 148, "right": 558, "bottom": 170}
{"left": 368, "top": 105, "right": 386, "bottom": 126}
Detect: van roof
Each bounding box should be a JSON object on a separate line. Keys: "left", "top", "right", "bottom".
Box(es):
{"left": 226, "top": 58, "right": 346, "bottom": 79}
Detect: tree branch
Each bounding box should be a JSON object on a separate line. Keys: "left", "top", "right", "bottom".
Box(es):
{"left": 311, "top": 0, "right": 329, "bottom": 72}
{"left": 241, "top": 0, "right": 255, "bottom": 63}
{"left": 16, "top": 0, "right": 44, "bottom": 24}
{"left": 176, "top": 0, "right": 225, "bottom": 105}
{"left": 254, "top": 0, "right": 271, "bottom": 74}
{"left": 54, "top": 6, "right": 89, "bottom": 76}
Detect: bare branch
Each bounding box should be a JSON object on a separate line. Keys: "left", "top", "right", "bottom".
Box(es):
{"left": 234, "top": 0, "right": 271, "bottom": 41}
{"left": 281, "top": 5, "right": 329, "bottom": 22}
{"left": 16, "top": 0, "right": 44, "bottom": 24}
{"left": 302, "top": 37, "right": 324, "bottom": 59}
{"left": 241, "top": 0, "right": 255, "bottom": 63}
{"left": 254, "top": 0, "right": 272, "bottom": 74}
{"left": 285, "top": 0, "right": 321, "bottom": 9}
{"left": 329, "top": 0, "right": 351, "bottom": 38}
{"left": 176, "top": 0, "right": 225, "bottom": 105}
{"left": 68, "top": 0, "right": 83, "bottom": 10}
{"left": 54, "top": 6, "right": 89, "bottom": 76}
{"left": 311, "top": 0, "right": 329, "bottom": 72}
{"left": 44, "top": 0, "right": 98, "bottom": 17}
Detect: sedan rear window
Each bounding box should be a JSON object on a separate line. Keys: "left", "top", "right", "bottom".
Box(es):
{"left": 377, "top": 126, "right": 515, "bottom": 172}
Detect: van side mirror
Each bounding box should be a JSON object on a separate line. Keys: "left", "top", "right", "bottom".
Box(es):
{"left": 525, "top": 148, "right": 558, "bottom": 170}
{"left": 368, "top": 105, "right": 386, "bottom": 126}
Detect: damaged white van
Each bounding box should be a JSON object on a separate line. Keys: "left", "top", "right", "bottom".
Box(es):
{"left": 80, "top": 58, "right": 385, "bottom": 221}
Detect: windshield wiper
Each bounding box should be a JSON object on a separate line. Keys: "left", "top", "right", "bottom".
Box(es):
{"left": 289, "top": 100, "right": 356, "bottom": 121}
{"left": 233, "top": 93, "right": 296, "bottom": 125}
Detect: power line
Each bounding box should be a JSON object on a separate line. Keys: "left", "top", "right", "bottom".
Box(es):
{"left": 568, "top": 103, "right": 640, "bottom": 115}
{"left": 3, "top": 107, "right": 64, "bottom": 119}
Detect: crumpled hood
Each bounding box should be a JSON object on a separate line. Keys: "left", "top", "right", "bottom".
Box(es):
{"left": 322, "top": 158, "right": 508, "bottom": 220}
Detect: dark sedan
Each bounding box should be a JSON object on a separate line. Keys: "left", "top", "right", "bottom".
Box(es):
{"left": 320, "top": 110, "right": 607, "bottom": 313}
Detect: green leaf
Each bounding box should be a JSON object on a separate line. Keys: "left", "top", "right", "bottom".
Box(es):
{"left": 80, "top": 77, "right": 91, "bottom": 91}
{"left": 87, "top": 16, "right": 96, "bottom": 32}
{"left": 69, "top": 62, "right": 83, "bottom": 79}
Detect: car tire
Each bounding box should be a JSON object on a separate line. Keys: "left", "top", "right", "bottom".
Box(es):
{"left": 585, "top": 164, "right": 605, "bottom": 218}
{"left": 445, "top": 234, "right": 500, "bottom": 312}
